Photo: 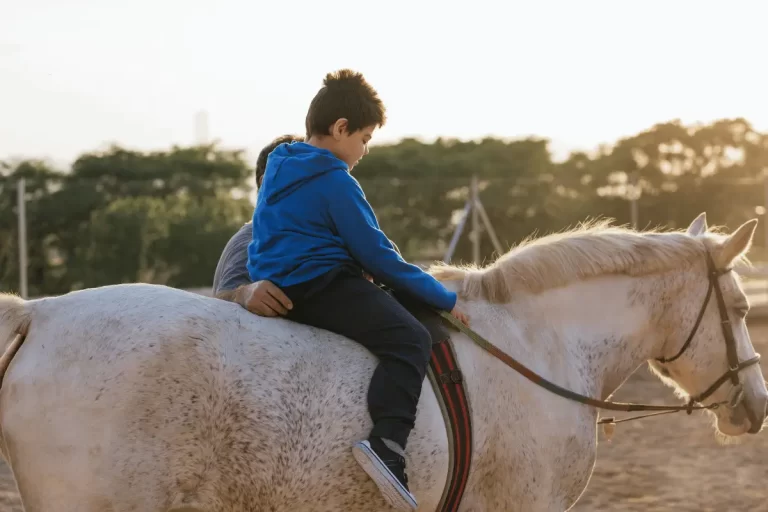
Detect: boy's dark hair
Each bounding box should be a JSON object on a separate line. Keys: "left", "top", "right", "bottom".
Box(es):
{"left": 305, "top": 69, "right": 387, "bottom": 138}
{"left": 255, "top": 134, "right": 304, "bottom": 188}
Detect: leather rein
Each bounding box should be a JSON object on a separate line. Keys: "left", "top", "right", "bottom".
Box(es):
{"left": 438, "top": 250, "right": 762, "bottom": 428}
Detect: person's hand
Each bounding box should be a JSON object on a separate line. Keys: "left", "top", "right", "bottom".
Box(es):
{"left": 450, "top": 306, "right": 470, "bottom": 327}
{"left": 362, "top": 270, "right": 375, "bottom": 283}
{"left": 238, "top": 281, "right": 293, "bottom": 317}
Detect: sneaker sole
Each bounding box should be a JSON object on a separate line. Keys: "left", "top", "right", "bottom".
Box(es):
{"left": 352, "top": 440, "right": 418, "bottom": 511}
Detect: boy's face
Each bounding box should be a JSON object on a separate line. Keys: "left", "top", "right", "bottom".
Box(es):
{"left": 330, "top": 120, "right": 375, "bottom": 170}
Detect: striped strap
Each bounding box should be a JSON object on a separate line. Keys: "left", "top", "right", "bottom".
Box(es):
{"left": 427, "top": 339, "right": 473, "bottom": 512}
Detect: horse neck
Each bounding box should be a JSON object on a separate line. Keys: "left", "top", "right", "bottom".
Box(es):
{"left": 455, "top": 272, "right": 672, "bottom": 406}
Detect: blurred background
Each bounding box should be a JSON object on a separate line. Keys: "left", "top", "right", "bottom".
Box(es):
{"left": 3, "top": 0, "right": 768, "bottom": 301}
{"left": 3, "top": 2, "right": 768, "bottom": 510}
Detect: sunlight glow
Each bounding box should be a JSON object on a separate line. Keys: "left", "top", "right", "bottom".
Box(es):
{"left": 1, "top": 0, "right": 765, "bottom": 166}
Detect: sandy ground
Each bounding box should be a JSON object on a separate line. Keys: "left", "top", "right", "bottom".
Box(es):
{"left": 1, "top": 324, "right": 768, "bottom": 511}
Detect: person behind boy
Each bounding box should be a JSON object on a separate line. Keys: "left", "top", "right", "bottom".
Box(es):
{"left": 212, "top": 134, "right": 302, "bottom": 314}
{"left": 247, "top": 69, "right": 469, "bottom": 511}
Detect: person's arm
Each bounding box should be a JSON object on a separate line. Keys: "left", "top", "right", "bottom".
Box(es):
{"left": 216, "top": 281, "right": 293, "bottom": 317}
{"left": 325, "top": 173, "right": 457, "bottom": 312}
{"left": 215, "top": 287, "right": 240, "bottom": 302}
{"left": 363, "top": 239, "right": 399, "bottom": 284}
{"left": 212, "top": 224, "right": 293, "bottom": 316}
{"left": 212, "top": 224, "right": 255, "bottom": 296}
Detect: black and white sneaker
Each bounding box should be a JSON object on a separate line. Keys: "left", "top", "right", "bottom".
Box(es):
{"left": 352, "top": 437, "right": 418, "bottom": 510}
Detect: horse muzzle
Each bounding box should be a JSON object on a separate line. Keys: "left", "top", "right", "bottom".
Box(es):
{"left": 735, "top": 387, "right": 767, "bottom": 435}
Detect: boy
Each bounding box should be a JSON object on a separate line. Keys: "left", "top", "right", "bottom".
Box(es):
{"left": 247, "top": 69, "right": 469, "bottom": 511}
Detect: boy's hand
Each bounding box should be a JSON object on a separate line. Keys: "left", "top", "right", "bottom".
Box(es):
{"left": 451, "top": 306, "right": 470, "bottom": 327}
{"left": 362, "top": 270, "right": 375, "bottom": 283}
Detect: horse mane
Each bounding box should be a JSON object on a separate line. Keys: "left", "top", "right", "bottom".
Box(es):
{"left": 428, "top": 218, "right": 738, "bottom": 303}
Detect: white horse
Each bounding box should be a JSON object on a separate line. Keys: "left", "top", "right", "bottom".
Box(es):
{"left": 0, "top": 213, "right": 764, "bottom": 512}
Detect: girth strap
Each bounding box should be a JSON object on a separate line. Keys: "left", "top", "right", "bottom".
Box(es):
{"left": 426, "top": 339, "right": 473, "bottom": 512}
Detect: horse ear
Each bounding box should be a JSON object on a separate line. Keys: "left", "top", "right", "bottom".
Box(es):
{"left": 687, "top": 212, "right": 708, "bottom": 236}
{"left": 717, "top": 219, "right": 758, "bottom": 267}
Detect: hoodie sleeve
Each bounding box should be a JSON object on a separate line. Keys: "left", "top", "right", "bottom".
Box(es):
{"left": 324, "top": 172, "right": 457, "bottom": 311}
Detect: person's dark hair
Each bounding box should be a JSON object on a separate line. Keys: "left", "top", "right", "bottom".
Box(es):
{"left": 255, "top": 134, "right": 303, "bottom": 188}
{"left": 305, "top": 69, "right": 386, "bottom": 139}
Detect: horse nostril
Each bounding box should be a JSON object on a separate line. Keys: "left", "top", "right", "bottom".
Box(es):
{"left": 754, "top": 393, "right": 768, "bottom": 428}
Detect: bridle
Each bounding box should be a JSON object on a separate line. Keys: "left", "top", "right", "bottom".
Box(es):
{"left": 654, "top": 250, "right": 761, "bottom": 420}
{"left": 438, "top": 249, "right": 762, "bottom": 430}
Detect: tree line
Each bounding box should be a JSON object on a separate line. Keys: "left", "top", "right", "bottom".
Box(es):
{"left": 1, "top": 117, "right": 765, "bottom": 297}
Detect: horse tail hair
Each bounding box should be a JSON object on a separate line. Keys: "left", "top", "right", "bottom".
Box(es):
{"left": 0, "top": 294, "right": 30, "bottom": 340}
{"left": 0, "top": 294, "right": 31, "bottom": 382}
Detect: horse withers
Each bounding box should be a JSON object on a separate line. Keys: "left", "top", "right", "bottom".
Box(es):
{"left": 0, "top": 213, "right": 764, "bottom": 511}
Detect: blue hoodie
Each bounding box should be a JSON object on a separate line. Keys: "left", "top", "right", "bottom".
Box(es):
{"left": 247, "top": 142, "right": 457, "bottom": 311}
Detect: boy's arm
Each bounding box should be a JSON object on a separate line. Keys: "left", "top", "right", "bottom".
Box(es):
{"left": 325, "top": 173, "right": 457, "bottom": 311}
{"left": 365, "top": 238, "right": 399, "bottom": 284}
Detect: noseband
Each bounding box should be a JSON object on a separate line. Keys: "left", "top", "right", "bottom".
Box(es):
{"left": 438, "top": 249, "right": 762, "bottom": 429}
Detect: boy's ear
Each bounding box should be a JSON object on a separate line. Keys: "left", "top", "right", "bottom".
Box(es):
{"left": 330, "top": 118, "right": 349, "bottom": 140}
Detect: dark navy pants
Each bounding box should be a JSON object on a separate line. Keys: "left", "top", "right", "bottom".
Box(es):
{"left": 282, "top": 266, "right": 449, "bottom": 449}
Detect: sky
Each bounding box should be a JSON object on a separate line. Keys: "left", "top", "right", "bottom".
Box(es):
{"left": 2, "top": 0, "right": 766, "bottom": 167}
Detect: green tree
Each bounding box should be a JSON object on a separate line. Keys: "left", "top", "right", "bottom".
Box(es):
{"left": 0, "top": 143, "right": 254, "bottom": 295}
{"left": 4, "top": 118, "right": 767, "bottom": 296}
{"left": 355, "top": 136, "right": 557, "bottom": 263}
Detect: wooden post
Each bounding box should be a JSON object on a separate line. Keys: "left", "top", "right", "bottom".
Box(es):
{"left": 443, "top": 199, "right": 472, "bottom": 263}
{"left": 17, "top": 179, "right": 27, "bottom": 299}
{"left": 629, "top": 171, "right": 639, "bottom": 230}
{"left": 475, "top": 199, "right": 504, "bottom": 256}
{"left": 471, "top": 175, "right": 480, "bottom": 265}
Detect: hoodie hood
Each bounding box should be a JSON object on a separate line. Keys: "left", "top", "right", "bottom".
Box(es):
{"left": 262, "top": 142, "right": 348, "bottom": 205}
